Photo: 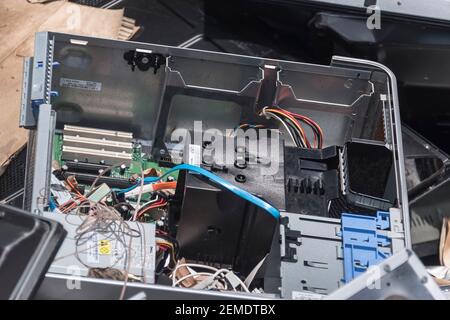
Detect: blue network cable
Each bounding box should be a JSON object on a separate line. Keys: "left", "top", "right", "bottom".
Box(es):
{"left": 117, "top": 164, "right": 280, "bottom": 219}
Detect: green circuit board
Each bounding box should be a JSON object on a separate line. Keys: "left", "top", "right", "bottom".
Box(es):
{"left": 52, "top": 133, "right": 177, "bottom": 180}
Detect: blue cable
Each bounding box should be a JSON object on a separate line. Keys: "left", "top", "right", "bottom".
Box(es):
{"left": 49, "top": 196, "right": 57, "bottom": 211}
{"left": 118, "top": 164, "right": 280, "bottom": 219}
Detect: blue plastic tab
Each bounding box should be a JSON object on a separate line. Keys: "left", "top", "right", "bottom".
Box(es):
{"left": 341, "top": 211, "right": 392, "bottom": 283}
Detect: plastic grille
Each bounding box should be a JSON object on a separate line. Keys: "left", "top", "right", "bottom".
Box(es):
{"left": 69, "top": 0, "right": 114, "bottom": 7}
{"left": 0, "top": 146, "right": 27, "bottom": 201}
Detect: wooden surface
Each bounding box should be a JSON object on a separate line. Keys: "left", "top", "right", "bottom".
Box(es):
{"left": 0, "top": 1, "right": 126, "bottom": 169}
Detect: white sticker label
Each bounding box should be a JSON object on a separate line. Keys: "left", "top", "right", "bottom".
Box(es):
{"left": 50, "top": 174, "right": 73, "bottom": 205}
{"left": 188, "top": 144, "right": 201, "bottom": 166}
{"left": 60, "top": 77, "right": 102, "bottom": 91}
{"left": 292, "top": 291, "right": 325, "bottom": 300}
{"left": 86, "top": 233, "right": 99, "bottom": 264}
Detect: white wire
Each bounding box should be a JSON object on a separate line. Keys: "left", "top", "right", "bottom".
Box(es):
{"left": 191, "top": 269, "right": 231, "bottom": 290}
{"left": 172, "top": 272, "right": 213, "bottom": 287}
{"left": 134, "top": 166, "right": 145, "bottom": 213}
{"left": 204, "top": 269, "right": 249, "bottom": 292}
{"left": 132, "top": 195, "right": 159, "bottom": 221}
{"left": 194, "top": 268, "right": 249, "bottom": 292}
{"left": 207, "top": 269, "right": 250, "bottom": 293}
{"left": 172, "top": 263, "right": 219, "bottom": 286}
{"left": 172, "top": 263, "right": 250, "bottom": 292}
{"left": 230, "top": 274, "right": 251, "bottom": 293}
{"left": 263, "top": 109, "right": 300, "bottom": 147}
{"left": 174, "top": 263, "right": 219, "bottom": 273}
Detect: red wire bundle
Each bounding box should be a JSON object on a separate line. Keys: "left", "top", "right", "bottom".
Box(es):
{"left": 135, "top": 198, "right": 167, "bottom": 220}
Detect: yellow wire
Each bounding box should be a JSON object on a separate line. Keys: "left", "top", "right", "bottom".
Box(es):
{"left": 265, "top": 108, "right": 309, "bottom": 146}
{"left": 263, "top": 108, "right": 309, "bottom": 147}
{"left": 157, "top": 240, "right": 176, "bottom": 264}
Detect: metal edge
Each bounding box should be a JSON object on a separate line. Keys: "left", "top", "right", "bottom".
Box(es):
{"left": 331, "top": 55, "right": 411, "bottom": 249}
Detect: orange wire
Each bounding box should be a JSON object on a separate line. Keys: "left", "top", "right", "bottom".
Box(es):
{"left": 266, "top": 108, "right": 311, "bottom": 148}
{"left": 66, "top": 179, "right": 82, "bottom": 196}
{"left": 151, "top": 181, "right": 177, "bottom": 192}
{"left": 136, "top": 200, "right": 167, "bottom": 220}
{"left": 285, "top": 110, "right": 324, "bottom": 148}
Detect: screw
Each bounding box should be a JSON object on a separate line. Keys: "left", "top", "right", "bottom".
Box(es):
{"left": 235, "top": 174, "right": 246, "bottom": 183}
{"left": 234, "top": 160, "right": 247, "bottom": 169}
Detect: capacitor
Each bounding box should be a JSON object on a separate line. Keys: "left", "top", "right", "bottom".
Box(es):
{"left": 119, "top": 164, "right": 127, "bottom": 175}
{"left": 105, "top": 196, "right": 114, "bottom": 206}
{"left": 115, "top": 204, "right": 132, "bottom": 220}
{"left": 156, "top": 220, "right": 164, "bottom": 227}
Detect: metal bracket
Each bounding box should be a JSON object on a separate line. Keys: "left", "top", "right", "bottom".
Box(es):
{"left": 280, "top": 216, "right": 302, "bottom": 263}
{"left": 31, "top": 104, "right": 56, "bottom": 215}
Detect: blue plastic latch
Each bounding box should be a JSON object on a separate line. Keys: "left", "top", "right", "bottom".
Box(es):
{"left": 341, "top": 211, "right": 392, "bottom": 283}
{"left": 31, "top": 99, "right": 44, "bottom": 119}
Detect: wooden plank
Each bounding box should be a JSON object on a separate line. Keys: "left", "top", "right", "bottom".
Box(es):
{"left": 0, "top": 0, "right": 65, "bottom": 63}
{"left": 0, "top": 1, "right": 128, "bottom": 168}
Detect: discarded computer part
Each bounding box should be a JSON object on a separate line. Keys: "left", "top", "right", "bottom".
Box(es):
{"left": 242, "top": 0, "right": 450, "bottom": 88}
{"left": 403, "top": 126, "right": 450, "bottom": 259}
{"left": 61, "top": 146, "right": 132, "bottom": 166}
{"left": 279, "top": 208, "right": 405, "bottom": 299}
{"left": 171, "top": 171, "right": 278, "bottom": 276}
{"left": 284, "top": 146, "right": 339, "bottom": 216}
{"left": 0, "top": 204, "right": 66, "bottom": 300}
{"left": 20, "top": 32, "right": 410, "bottom": 299}
{"left": 43, "top": 212, "right": 156, "bottom": 284}
{"left": 339, "top": 140, "right": 397, "bottom": 212}
{"left": 63, "top": 125, "right": 133, "bottom": 142}
{"left": 62, "top": 136, "right": 132, "bottom": 155}
{"left": 279, "top": 212, "right": 343, "bottom": 298}
{"left": 178, "top": 134, "right": 286, "bottom": 210}
{"left": 34, "top": 273, "right": 276, "bottom": 300}
{"left": 61, "top": 125, "right": 133, "bottom": 165}
{"left": 340, "top": 209, "right": 405, "bottom": 283}
{"left": 326, "top": 249, "right": 445, "bottom": 300}
{"left": 403, "top": 125, "right": 449, "bottom": 195}
{"left": 50, "top": 173, "right": 72, "bottom": 206}
{"left": 86, "top": 183, "right": 112, "bottom": 203}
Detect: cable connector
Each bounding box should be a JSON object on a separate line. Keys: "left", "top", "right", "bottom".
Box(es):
{"left": 224, "top": 271, "right": 242, "bottom": 290}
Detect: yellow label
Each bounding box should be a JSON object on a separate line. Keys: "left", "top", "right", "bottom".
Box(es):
{"left": 98, "top": 240, "right": 111, "bottom": 255}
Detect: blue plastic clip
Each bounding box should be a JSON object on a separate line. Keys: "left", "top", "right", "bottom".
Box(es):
{"left": 341, "top": 211, "right": 392, "bottom": 283}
